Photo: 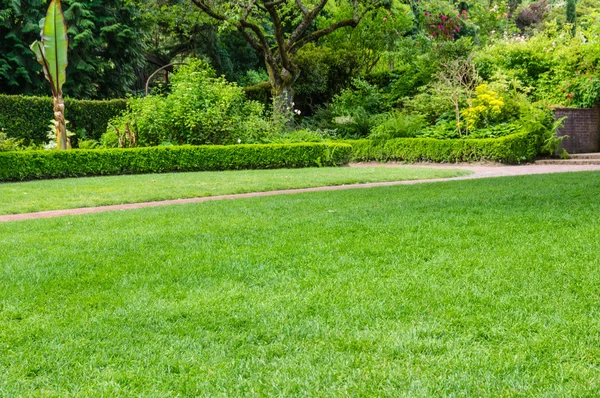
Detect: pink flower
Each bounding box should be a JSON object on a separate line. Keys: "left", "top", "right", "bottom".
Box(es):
{"left": 455, "top": 27, "right": 460, "bottom": 31}
{"left": 424, "top": 11, "right": 429, "bottom": 16}
{"left": 462, "top": 10, "right": 467, "bottom": 14}
{"left": 383, "top": 17, "right": 387, "bottom": 21}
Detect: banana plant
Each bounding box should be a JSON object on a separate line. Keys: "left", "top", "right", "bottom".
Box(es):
{"left": 30, "top": 0, "right": 69, "bottom": 150}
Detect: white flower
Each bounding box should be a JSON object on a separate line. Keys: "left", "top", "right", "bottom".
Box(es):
{"left": 237, "top": 139, "right": 241, "bottom": 143}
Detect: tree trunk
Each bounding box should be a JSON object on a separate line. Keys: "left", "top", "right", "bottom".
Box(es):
{"left": 272, "top": 83, "right": 295, "bottom": 125}
{"left": 53, "top": 93, "right": 68, "bottom": 150}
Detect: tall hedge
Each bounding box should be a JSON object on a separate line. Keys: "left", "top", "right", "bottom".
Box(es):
{"left": 0, "top": 94, "right": 127, "bottom": 143}
{"left": 0, "top": 142, "right": 352, "bottom": 182}
{"left": 341, "top": 132, "right": 539, "bottom": 164}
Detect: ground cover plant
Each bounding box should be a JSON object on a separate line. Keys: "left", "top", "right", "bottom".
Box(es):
{"left": 0, "top": 166, "right": 469, "bottom": 215}
{"left": 1, "top": 171, "right": 600, "bottom": 395}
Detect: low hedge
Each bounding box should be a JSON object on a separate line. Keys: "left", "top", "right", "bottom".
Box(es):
{"left": 0, "top": 142, "right": 352, "bottom": 182}
{"left": 340, "top": 132, "right": 539, "bottom": 164}
{"left": 0, "top": 94, "right": 127, "bottom": 144}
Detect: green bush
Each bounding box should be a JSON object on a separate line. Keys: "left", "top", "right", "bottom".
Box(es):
{"left": 0, "top": 94, "right": 127, "bottom": 144}
{"left": 0, "top": 143, "right": 352, "bottom": 182}
{"left": 370, "top": 112, "right": 427, "bottom": 140}
{"left": 110, "top": 60, "right": 277, "bottom": 147}
{"left": 341, "top": 132, "right": 539, "bottom": 164}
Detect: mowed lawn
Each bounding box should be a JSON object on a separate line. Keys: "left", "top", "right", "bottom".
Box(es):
{"left": 0, "top": 166, "right": 469, "bottom": 215}
{"left": 1, "top": 171, "right": 600, "bottom": 396}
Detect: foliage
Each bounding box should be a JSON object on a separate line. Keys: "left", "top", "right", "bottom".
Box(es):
{"left": 109, "top": 60, "right": 277, "bottom": 147}
{"left": 566, "top": 0, "right": 577, "bottom": 34}
{"left": 369, "top": 111, "right": 426, "bottom": 140}
{"left": 320, "top": 1, "right": 413, "bottom": 73}
{"left": 424, "top": 10, "right": 467, "bottom": 40}
{"left": 515, "top": 0, "right": 549, "bottom": 32}
{"left": 0, "top": 94, "right": 127, "bottom": 144}
{"left": 0, "top": 132, "right": 23, "bottom": 152}
{"left": 269, "top": 128, "right": 338, "bottom": 144}
{"left": 461, "top": 84, "right": 505, "bottom": 130}
{"left": 0, "top": 142, "right": 352, "bottom": 182}
{"left": 292, "top": 44, "right": 363, "bottom": 116}
{"left": 342, "top": 131, "right": 539, "bottom": 164}
{"left": 519, "top": 102, "right": 566, "bottom": 156}
{"left": 475, "top": 25, "right": 600, "bottom": 107}
{"left": 0, "top": 0, "right": 145, "bottom": 99}
{"left": 30, "top": 0, "right": 69, "bottom": 149}
{"left": 331, "top": 78, "right": 388, "bottom": 117}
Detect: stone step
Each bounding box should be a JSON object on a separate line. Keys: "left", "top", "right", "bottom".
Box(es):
{"left": 569, "top": 153, "right": 600, "bottom": 159}
{"left": 536, "top": 158, "right": 600, "bottom": 165}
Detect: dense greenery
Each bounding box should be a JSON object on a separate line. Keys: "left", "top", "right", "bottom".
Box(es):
{"left": 0, "top": 142, "right": 351, "bottom": 181}
{"left": 0, "top": 94, "right": 126, "bottom": 144}
{"left": 0, "top": 166, "right": 469, "bottom": 215}
{"left": 343, "top": 131, "right": 538, "bottom": 164}
{"left": 0, "top": 0, "right": 145, "bottom": 99}
{"left": 2, "top": 0, "right": 597, "bottom": 159}
{"left": 106, "top": 60, "right": 275, "bottom": 147}
{"left": 2, "top": 172, "right": 600, "bottom": 394}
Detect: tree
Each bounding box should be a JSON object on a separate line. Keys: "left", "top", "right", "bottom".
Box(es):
{"left": 190, "top": 0, "right": 382, "bottom": 122}
{"left": 0, "top": 0, "right": 145, "bottom": 99}
{"left": 434, "top": 55, "right": 478, "bottom": 136}
{"left": 566, "top": 0, "right": 577, "bottom": 35}
{"left": 30, "top": 0, "right": 69, "bottom": 149}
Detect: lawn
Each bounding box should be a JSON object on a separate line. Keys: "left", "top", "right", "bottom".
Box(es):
{"left": 0, "top": 166, "right": 469, "bottom": 215}
{"left": 1, "top": 171, "right": 600, "bottom": 396}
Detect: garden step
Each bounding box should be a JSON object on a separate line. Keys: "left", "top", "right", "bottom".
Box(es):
{"left": 569, "top": 153, "right": 600, "bottom": 159}
{"left": 536, "top": 159, "right": 600, "bottom": 165}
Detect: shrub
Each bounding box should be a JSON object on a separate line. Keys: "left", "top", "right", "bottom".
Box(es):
{"left": 341, "top": 132, "right": 539, "bottom": 164}
{"left": 110, "top": 60, "right": 278, "bottom": 147}
{"left": 0, "top": 133, "right": 24, "bottom": 152}
{"left": 0, "top": 142, "right": 352, "bottom": 182}
{"left": 370, "top": 112, "right": 427, "bottom": 140}
{"left": 0, "top": 94, "right": 127, "bottom": 144}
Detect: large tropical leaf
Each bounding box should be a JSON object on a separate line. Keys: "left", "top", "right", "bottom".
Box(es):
{"left": 30, "top": 40, "right": 54, "bottom": 93}
{"left": 39, "top": 0, "right": 68, "bottom": 92}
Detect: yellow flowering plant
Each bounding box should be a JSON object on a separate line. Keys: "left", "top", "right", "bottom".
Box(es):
{"left": 461, "top": 84, "right": 505, "bottom": 131}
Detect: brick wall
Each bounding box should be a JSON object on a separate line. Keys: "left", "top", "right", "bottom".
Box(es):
{"left": 554, "top": 107, "right": 600, "bottom": 154}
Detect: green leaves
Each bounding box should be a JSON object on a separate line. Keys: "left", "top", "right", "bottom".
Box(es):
{"left": 30, "top": 0, "right": 68, "bottom": 94}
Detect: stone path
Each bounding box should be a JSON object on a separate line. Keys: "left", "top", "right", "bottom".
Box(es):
{"left": 1, "top": 163, "right": 599, "bottom": 223}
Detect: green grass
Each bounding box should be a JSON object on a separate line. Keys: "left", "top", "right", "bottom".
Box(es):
{"left": 1, "top": 171, "right": 600, "bottom": 396}
{"left": 0, "top": 166, "right": 469, "bottom": 215}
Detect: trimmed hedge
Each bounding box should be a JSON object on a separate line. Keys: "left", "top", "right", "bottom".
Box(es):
{"left": 0, "top": 94, "right": 127, "bottom": 144}
{"left": 340, "top": 132, "right": 539, "bottom": 164}
{"left": 0, "top": 142, "right": 352, "bottom": 182}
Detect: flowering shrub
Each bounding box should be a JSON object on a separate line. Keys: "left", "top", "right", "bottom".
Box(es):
{"left": 424, "top": 10, "right": 467, "bottom": 40}
{"left": 461, "top": 84, "right": 505, "bottom": 130}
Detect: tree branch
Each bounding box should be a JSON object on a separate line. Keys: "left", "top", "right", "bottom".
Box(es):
{"left": 263, "top": 1, "right": 292, "bottom": 71}
{"left": 289, "top": 18, "right": 358, "bottom": 54}
{"left": 295, "top": 0, "right": 309, "bottom": 15}
{"left": 288, "top": 0, "right": 328, "bottom": 47}
{"left": 190, "top": 0, "right": 227, "bottom": 21}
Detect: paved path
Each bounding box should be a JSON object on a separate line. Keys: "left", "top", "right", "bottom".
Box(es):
{"left": 1, "top": 163, "right": 599, "bottom": 223}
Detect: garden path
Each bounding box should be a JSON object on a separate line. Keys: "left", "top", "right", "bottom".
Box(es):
{"left": 1, "top": 163, "right": 599, "bottom": 222}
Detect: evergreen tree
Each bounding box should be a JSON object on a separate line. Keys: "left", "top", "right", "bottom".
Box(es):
{"left": 566, "top": 0, "right": 577, "bottom": 35}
